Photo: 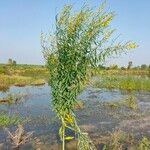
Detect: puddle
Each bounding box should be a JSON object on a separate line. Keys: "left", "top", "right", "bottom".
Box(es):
{"left": 0, "top": 84, "right": 150, "bottom": 149}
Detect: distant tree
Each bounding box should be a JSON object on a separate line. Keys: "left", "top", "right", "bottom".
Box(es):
{"left": 133, "top": 66, "right": 140, "bottom": 70}
{"left": 141, "top": 64, "right": 147, "bottom": 70}
{"left": 12, "top": 60, "right": 17, "bottom": 65}
{"left": 98, "top": 64, "right": 106, "bottom": 70}
{"left": 127, "top": 61, "right": 133, "bottom": 69}
{"left": 110, "top": 64, "right": 118, "bottom": 69}
{"left": 133, "top": 66, "right": 137, "bottom": 70}
{"left": 148, "top": 65, "right": 150, "bottom": 77}
{"left": 121, "top": 67, "right": 126, "bottom": 70}
{"left": 8, "top": 58, "right": 13, "bottom": 65}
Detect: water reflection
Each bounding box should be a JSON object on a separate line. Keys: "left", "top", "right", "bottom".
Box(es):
{"left": 0, "top": 84, "right": 150, "bottom": 149}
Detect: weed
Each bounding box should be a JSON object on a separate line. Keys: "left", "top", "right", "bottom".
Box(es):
{"left": 103, "top": 130, "right": 126, "bottom": 150}
{"left": 42, "top": 2, "right": 137, "bottom": 150}
{"left": 137, "top": 137, "right": 150, "bottom": 150}
{"left": 106, "top": 96, "right": 138, "bottom": 111}
{"left": 0, "top": 114, "right": 21, "bottom": 127}
{"left": 5, "top": 124, "right": 33, "bottom": 149}
{"left": 123, "top": 96, "right": 138, "bottom": 110}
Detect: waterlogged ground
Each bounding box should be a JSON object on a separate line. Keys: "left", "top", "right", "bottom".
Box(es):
{"left": 0, "top": 83, "right": 150, "bottom": 149}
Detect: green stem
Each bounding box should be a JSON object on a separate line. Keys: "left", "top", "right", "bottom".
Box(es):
{"left": 65, "top": 125, "right": 75, "bottom": 131}
{"left": 61, "top": 117, "right": 65, "bottom": 150}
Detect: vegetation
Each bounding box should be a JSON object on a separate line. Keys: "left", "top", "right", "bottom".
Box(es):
{"left": 0, "top": 2, "right": 149, "bottom": 150}
{"left": 103, "top": 130, "right": 127, "bottom": 150}
{"left": 103, "top": 130, "right": 150, "bottom": 150}
{"left": 0, "top": 63, "right": 149, "bottom": 92}
{"left": 5, "top": 124, "right": 33, "bottom": 149}
{"left": 106, "top": 96, "right": 138, "bottom": 110}
{"left": 137, "top": 137, "right": 150, "bottom": 150}
{"left": 97, "top": 69, "right": 149, "bottom": 76}
{"left": 127, "top": 61, "right": 133, "bottom": 69}
{"left": 94, "top": 75, "right": 150, "bottom": 91}
{"left": 0, "top": 64, "right": 48, "bottom": 91}
{"left": 0, "top": 114, "right": 21, "bottom": 127}
{"left": 41, "top": 2, "right": 137, "bottom": 150}
{"left": 97, "top": 62, "right": 150, "bottom": 72}
{"left": 0, "top": 93, "right": 23, "bottom": 104}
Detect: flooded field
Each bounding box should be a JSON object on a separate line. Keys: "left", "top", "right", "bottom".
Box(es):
{"left": 0, "top": 83, "right": 150, "bottom": 149}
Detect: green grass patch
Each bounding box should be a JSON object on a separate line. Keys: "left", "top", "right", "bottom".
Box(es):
{"left": 0, "top": 64, "right": 49, "bottom": 91}
{"left": 0, "top": 75, "right": 46, "bottom": 91}
{"left": 0, "top": 114, "right": 21, "bottom": 127}
{"left": 94, "top": 75, "right": 150, "bottom": 91}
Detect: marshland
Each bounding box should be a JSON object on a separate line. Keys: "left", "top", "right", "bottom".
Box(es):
{"left": 0, "top": 64, "right": 150, "bottom": 149}
{"left": 0, "top": 1, "right": 150, "bottom": 150}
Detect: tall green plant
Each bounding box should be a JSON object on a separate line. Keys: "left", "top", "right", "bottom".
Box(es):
{"left": 41, "top": 2, "right": 137, "bottom": 150}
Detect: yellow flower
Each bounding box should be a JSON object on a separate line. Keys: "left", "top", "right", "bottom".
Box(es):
{"left": 126, "top": 42, "right": 138, "bottom": 49}
{"left": 65, "top": 114, "right": 73, "bottom": 124}
{"left": 101, "top": 15, "right": 113, "bottom": 27}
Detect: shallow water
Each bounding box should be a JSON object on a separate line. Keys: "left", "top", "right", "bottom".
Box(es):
{"left": 0, "top": 84, "right": 150, "bottom": 149}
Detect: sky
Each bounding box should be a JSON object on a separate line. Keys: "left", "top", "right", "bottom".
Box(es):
{"left": 0, "top": 0, "right": 150, "bottom": 67}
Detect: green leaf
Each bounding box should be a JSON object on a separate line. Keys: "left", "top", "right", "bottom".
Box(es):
{"left": 65, "top": 136, "right": 74, "bottom": 140}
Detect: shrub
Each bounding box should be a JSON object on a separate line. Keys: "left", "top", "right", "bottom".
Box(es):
{"left": 41, "top": 2, "right": 137, "bottom": 150}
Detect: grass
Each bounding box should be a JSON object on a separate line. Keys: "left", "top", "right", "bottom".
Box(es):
{"left": 0, "top": 64, "right": 49, "bottom": 91}
{"left": 97, "top": 69, "right": 150, "bottom": 77}
{"left": 0, "top": 64, "right": 49, "bottom": 79}
{"left": 0, "top": 84, "right": 9, "bottom": 92}
{"left": 103, "top": 130, "right": 126, "bottom": 150}
{"left": 137, "top": 137, "right": 150, "bottom": 150}
{"left": 0, "top": 64, "right": 149, "bottom": 92}
{"left": 124, "top": 96, "right": 138, "bottom": 110}
{"left": 0, "top": 75, "right": 46, "bottom": 89}
{"left": 103, "top": 130, "right": 150, "bottom": 150}
{"left": 0, "top": 114, "right": 21, "bottom": 127}
{"left": 106, "top": 96, "right": 138, "bottom": 110}
{"left": 5, "top": 124, "right": 33, "bottom": 149}
{"left": 0, "top": 93, "right": 23, "bottom": 104}
{"left": 94, "top": 75, "right": 150, "bottom": 91}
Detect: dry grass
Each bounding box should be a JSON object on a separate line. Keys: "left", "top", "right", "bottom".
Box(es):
{"left": 0, "top": 64, "right": 48, "bottom": 91}
{"left": 5, "top": 124, "right": 33, "bottom": 149}
{"left": 106, "top": 96, "right": 138, "bottom": 111}
{"left": 102, "top": 130, "right": 150, "bottom": 150}
{"left": 0, "top": 75, "right": 46, "bottom": 91}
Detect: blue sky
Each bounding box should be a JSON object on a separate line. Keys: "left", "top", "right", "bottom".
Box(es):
{"left": 0, "top": 0, "right": 150, "bottom": 66}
